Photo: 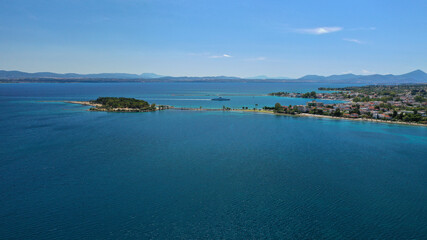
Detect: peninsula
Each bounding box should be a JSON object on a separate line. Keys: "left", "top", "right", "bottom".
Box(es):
{"left": 66, "top": 84, "right": 427, "bottom": 126}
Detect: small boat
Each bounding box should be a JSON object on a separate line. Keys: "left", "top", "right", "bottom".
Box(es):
{"left": 211, "top": 97, "right": 230, "bottom": 101}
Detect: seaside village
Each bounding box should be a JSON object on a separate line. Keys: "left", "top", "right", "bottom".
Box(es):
{"left": 269, "top": 89, "right": 427, "bottom": 122}
{"left": 291, "top": 100, "right": 425, "bottom": 120}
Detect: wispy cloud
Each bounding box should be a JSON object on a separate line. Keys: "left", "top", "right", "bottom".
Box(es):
{"left": 187, "top": 52, "right": 210, "bottom": 56}
{"left": 343, "top": 38, "right": 364, "bottom": 44}
{"left": 245, "top": 57, "right": 266, "bottom": 61}
{"left": 348, "top": 27, "right": 376, "bottom": 31}
{"left": 209, "top": 54, "right": 232, "bottom": 59}
{"left": 296, "top": 26, "right": 343, "bottom": 35}
{"left": 362, "top": 69, "right": 373, "bottom": 74}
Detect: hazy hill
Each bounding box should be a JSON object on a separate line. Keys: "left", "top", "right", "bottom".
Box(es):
{"left": 298, "top": 70, "right": 427, "bottom": 83}
{"left": 0, "top": 70, "right": 164, "bottom": 79}
{"left": 247, "top": 75, "right": 291, "bottom": 80}
{"left": 1, "top": 69, "right": 426, "bottom": 84}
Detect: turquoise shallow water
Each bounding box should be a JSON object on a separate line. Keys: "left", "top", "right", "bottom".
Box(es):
{"left": 1, "top": 83, "right": 427, "bottom": 239}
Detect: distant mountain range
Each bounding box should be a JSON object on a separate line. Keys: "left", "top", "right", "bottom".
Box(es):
{"left": 0, "top": 70, "right": 166, "bottom": 79}
{"left": 247, "top": 75, "right": 291, "bottom": 80}
{"left": 1, "top": 69, "right": 426, "bottom": 84}
{"left": 298, "top": 70, "right": 427, "bottom": 83}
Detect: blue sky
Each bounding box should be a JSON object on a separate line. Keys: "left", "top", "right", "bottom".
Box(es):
{"left": 0, "top": 0, "right": 426, "bottom": 78}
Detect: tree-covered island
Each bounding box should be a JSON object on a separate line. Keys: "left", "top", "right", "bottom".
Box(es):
{"left": 68, "top": 97, "right": 170, "bottom": 112}
{"left": 267, "top": 84, "right": 427, "bottom": 124}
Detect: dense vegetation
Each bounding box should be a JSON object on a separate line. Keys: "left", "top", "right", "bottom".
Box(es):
{"left": 90, "top": 97, "right": 156, "bottom": 111}
{"left": 319, "top": 84, "right": 427, "bottom": 103}
{"left": 268, "top": 92, "right": 290, "bottom": 97}
{"left": 269, "top": 91, "right": 318, "bottom": 98}
{"left": 301, "top": 91, "right": 317, "bottom": 98}
{"left": 319, "top": 84, "right": 427, "bottom": 95}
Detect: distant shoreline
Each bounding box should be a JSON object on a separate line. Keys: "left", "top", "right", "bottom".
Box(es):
{"left": 65, "top": 101, "right": 426, "bottom": 127}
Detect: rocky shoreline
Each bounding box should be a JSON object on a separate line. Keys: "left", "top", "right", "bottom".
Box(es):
{"left": 64, "top": 100, "right": 171, "bottom": 112}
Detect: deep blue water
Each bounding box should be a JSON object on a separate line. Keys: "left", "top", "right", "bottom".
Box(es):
{"left": 1, "top": 83, "right": 427, "bottom": 239}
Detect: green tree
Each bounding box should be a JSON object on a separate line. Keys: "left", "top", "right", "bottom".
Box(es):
{"left": 274, "top": 103, "right": 283, "bottom": 112}
{"left": 333, "top": 109, "right": 342, "bottom": 117}
{"left": 392, "top": 110, "right": 398, "bottom": 118}
{"left": 415, "top": 96, "right": 425, "bottom": 102}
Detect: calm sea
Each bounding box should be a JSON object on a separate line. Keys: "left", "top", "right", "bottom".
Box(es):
{"left": 1, "top": 83, "right": 426, "bottom": 239}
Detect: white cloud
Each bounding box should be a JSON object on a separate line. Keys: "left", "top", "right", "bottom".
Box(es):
{"left": 209, "top": 54, "right": 232, "bottom": 59}
{"left": 296, "top": 26, "right": 343, "bottom": 35}
{"left": 343, "top": 38, "right": 364, "bottom": 44}
{"left": 362, "top": 69, "right": 373, "bottom": 74}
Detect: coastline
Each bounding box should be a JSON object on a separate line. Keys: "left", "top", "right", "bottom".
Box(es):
{"left": 64, "top": 101, "right": 101, "bottom": 107}
{"left": 297, "top": 113, "right": 427, "bottom": 127}
{"left": 65, "top": 100, "right": 426, "bottom": 127}
{"left": 64, "top": 100, "right": 157, "bottom": 112}
{"left": 230, "top": 109, "right": 426, "bottom": 127}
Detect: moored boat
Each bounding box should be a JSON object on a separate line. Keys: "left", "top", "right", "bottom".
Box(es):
{"left": 211, "top": 97, "right": 230, "bottom": 101}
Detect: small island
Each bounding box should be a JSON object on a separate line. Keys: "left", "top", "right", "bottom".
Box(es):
{"left": 67, "top": 97, "right": 170, "bottom": 112}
